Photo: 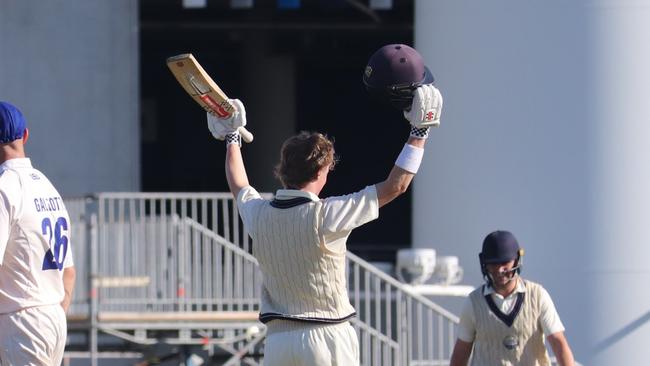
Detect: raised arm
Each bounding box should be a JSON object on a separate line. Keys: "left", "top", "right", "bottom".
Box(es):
{"left": 225, "top": 143, "right": 250, "bottom": 198}
{"left": 375, "top": 136, "right": 426, "bottom": 207}
{"left": 206, "top": 99, "right": 251, "bottom": 199}
{"left": 375, "top": 84, "right": 443, "bottom": 208}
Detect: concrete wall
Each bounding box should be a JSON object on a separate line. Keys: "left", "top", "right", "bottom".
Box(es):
{"left": 0, "top": 0, "right": 139, "bottom": 196}
{"left": 413, "top": 1, "right": 650, "bottom": 364}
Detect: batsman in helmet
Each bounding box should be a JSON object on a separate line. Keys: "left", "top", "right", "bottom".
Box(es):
{"left": 206, "top": 44, "right": 441, "bottom": 365}
{"left": 450, "top": 230, "right": 575, "bottom": 366}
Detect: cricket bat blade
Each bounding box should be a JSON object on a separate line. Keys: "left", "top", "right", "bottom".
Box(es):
{"left": 166, "top": 53, "right": 253, "bottom": 143}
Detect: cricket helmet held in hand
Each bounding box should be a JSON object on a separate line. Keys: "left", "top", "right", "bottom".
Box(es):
{"left": 363, "top": 44, "right": 434, "bottom": 110}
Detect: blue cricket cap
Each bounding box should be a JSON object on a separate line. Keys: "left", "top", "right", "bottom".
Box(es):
{"left": 0, "top": 101, "right": 27, "bottom": 144}
{"left": 481, "top": 230, "right": 521, "bottom": 264}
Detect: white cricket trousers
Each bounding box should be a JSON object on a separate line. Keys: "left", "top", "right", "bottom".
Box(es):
{"left": 264, "top": 319, "right": 359, "bottom": 366}
{"left": 0, "top": 304, "right": 67, "bottom": 366}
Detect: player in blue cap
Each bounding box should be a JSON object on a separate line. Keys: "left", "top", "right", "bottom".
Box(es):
{"left": 450, "top": 230, "right": 575, "bottom": 366}
{"left": 0, "top": 101, "right": 75, "bottom": 365}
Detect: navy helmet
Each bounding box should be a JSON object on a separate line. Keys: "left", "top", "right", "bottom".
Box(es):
{"left": 480, "top": 230, "right": 521, "bottom": 264}
{"left": 363, "top": 44, "right": 434, "bottom": 110}
{"left": 479, "top": 230, "right": 525, "bottom": 285}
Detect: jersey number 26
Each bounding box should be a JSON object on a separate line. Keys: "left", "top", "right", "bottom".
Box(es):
{"left": 41, "top": 217, "right": 69, "bottom": 271}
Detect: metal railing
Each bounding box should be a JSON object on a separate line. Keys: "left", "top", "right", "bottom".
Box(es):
{"left": 347, "top": 252, "right": 459, "bottom": 365}
{"left": 65, "top": 193, "right": 268, "bottom": 365}
{"left": 91, "top": 215, "right": 262, "bottom": 313}
{"left": 64, "top": 196, "right": 92, "bottom": 318}
{"left": 64, "top": 193, "right": 460, "bottom": 365}
{"left": 91, "top": 192, "right": 264, "bottom": 315}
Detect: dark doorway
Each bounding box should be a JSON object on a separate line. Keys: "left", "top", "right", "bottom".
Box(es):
{"left": 140, "top": 0, "right": 415, "bottom": 261}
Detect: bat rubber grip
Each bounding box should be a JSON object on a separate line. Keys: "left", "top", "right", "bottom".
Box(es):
{"left": 239, "top": 127, "right": 254, "bottom": 143}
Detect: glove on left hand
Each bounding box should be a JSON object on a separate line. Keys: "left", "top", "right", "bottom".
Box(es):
{"left": 403, "top": 84, "right": 443, "bottom": 128}
{"left": 207, "top": 99, "right": 247, "bottom": 140}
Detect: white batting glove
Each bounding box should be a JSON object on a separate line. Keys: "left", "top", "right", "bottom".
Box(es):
{"left": 206, "top": 99, "right": 247, "bottom": 141}
{"left": 403, "top": 84, "right": 443, "bottom": 129}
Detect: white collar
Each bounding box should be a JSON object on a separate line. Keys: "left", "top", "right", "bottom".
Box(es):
{"left": 274, "top": 189, "right": 319, "bottom": 202}
{"left": 0, "top": 158, "right": 32, "bottom": 172}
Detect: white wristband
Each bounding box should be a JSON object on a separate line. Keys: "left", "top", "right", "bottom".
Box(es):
{"left": 395, "top": 143, "right": 424, "bottom": 174}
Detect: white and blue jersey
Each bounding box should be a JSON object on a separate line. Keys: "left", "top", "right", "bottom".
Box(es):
{"left": 0, "top": 158, "right": 73, "bottom": 314}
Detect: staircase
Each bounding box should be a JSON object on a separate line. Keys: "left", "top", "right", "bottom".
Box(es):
{"left": 63, "top": 193, "right": 460, "bottom": 365}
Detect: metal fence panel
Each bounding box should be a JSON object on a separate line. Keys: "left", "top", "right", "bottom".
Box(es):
{"left": 65, "top": 192, "right": 466, "bottom": 365}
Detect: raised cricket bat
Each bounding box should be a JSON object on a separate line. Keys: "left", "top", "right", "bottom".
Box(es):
{"left": 166, "top": 53, "right": 254, "bottom": 142}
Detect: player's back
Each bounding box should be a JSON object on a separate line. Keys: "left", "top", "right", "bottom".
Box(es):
{"left": 0, "top": 158, "right": 73, "bottom": 314}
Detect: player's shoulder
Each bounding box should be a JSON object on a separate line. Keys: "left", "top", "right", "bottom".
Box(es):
{"left": 1, "top": 165, "right": 50, "bottom": 187}
{"left": 21, "top": 165, "right": 47, "bottom": 178}
{"left": 467, "top": 284, "right": 485, "bottom": 299}
{"left": 238, "top": 186, "right": 264, "bottom": 203}
{"left": 521, "top": 278, "right": 549, "bottom": 299}
{"left": 321, "top": 185, "right": 377, "bottom": 207}
{"left": 0, "top": 169, "right": 22, "bottom": 207}
{"left": 1, "top": 162, "right": 42, "bottom": 178}
{"left": 0, "top": 167, "right": 20, "bottom": 188}
{"left": 522, "top": 278, "right": 543, "bottom": 289}
{"left": 237, "top": 186, "right": 268, "bottom": 214}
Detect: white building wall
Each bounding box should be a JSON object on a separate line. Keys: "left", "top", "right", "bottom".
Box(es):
{"left": 0, "top": 0, "right": 139, "bottom": 195}
{"left": 413, "top": 1, "right": 650, "bottom": 364}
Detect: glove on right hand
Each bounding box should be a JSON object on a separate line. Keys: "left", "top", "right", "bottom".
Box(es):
{"left": 403, "top": 84, "right": 443, "bottom": 128}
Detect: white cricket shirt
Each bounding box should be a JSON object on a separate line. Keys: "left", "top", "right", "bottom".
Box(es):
{"left": 0, "top": 158, "right": 74, "bottom": 314}
{"left": 237, "top": 185, "right": 379, "bottom": 322}
{"left": 238, "top": 186, "right": 379, "bottom": 254}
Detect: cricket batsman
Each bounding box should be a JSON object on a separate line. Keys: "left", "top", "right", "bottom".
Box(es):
{"left": 206, "top": 44, "right": 442, "bottom": 365}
